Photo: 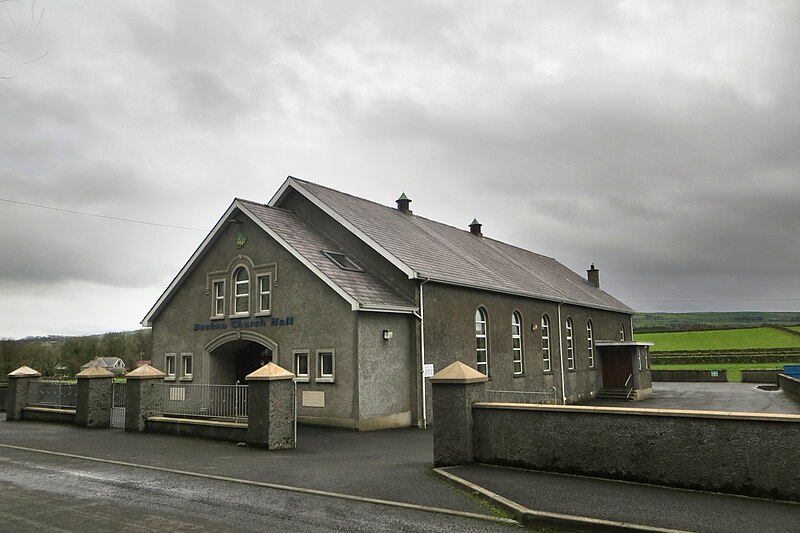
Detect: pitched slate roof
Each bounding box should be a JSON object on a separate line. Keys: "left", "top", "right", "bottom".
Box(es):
{"left": 237, "top": 200, "right": 416, "bottom": 311}
{"left": 273, "top": 177, "right": 634, "bottom": 314}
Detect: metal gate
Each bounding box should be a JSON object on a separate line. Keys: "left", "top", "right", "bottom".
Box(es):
{"left": 111, "top": 382, "right": 127, "bottom": 428}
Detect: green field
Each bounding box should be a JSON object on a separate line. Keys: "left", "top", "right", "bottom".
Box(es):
{"left": 790, "top": 326, "right": 800, "bottom": 333}
{"left": 634, "top": 311, "right": 800, "bottom": 332}
{"left": 634, "top": 327, "right": 800, "bottom": 352}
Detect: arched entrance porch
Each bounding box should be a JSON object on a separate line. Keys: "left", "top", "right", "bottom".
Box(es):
{"left": 204, "top": 331, "right": 278, "bottom": 385}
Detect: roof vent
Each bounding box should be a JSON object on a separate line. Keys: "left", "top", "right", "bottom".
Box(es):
{"left": 396, "top": 193, "right": 412, "bottom": 214}
{"left": 587, "top": 263, "right": 600, "bottom": 288}
{"left": 469, "top": 218, "right": 482, "bottom": 237}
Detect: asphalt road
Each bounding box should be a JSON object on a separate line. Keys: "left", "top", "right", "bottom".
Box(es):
{"left": 0, "top": 446, "right": 521, "bottom": 532}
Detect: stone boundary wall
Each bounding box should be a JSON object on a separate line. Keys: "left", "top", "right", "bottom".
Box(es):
{"left": 779, "top": 374, "right": 800, "bottom": 403}
{"left": 651, "top": 369, "right": 727, "bottom": 382}
{"left": 741, "top": 370, "right": 780, "bottom": 383}
{"left": 146, "top": 416, "right": 248, "bottom": 442}
{"left": 469, "top": 403, "right": 800, "bottom": 502}
{"left": 21, "top": 406, "right": 76, "bottom": 424}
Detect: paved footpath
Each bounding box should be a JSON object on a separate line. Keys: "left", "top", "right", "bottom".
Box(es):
{"left": 2, "top": 408, "right": 799, "bottom": 532}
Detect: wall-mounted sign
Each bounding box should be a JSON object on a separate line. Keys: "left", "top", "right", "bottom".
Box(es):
{"left": 423, "top": 364, "right": 435, "bottom": 378}
{"left": 193, "top": 316, "right": 295, "bottom": 332}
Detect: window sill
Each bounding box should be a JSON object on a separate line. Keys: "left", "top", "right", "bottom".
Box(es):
{"left": 513, "top": 373, "right": 525, "bottom": 378}
{"left": 294, "top": 377, "right": 309, "bottom": 383}
{"left": 228, "top": 313, "right": 251, "bottom": 319}
{"left": 209, "top": 315, "right": 225, "bottom": 321}
{"left": 165, "top": 376, "right": 176, "bottom": 382}
{"left": 179, "top": 377, "right": 193, "bottom": 382}
{"left": 255, "top": 311, "right": 272, "bottom": 318}
{"left": 315, "top": 377, "right": 335, "bottom": 384}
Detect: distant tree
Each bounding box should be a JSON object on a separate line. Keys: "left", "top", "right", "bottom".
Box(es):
{"left": 0, "top": 0, "right": 47, "bottom": 79}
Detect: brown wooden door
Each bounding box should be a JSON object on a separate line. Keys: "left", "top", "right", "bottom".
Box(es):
{"left": 602, "top": 351, "right": 633, "bottom": 388}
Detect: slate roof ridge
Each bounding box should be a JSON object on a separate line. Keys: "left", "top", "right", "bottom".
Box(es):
{"left": 291, "top": 177, "right": 562, "bottom": 263}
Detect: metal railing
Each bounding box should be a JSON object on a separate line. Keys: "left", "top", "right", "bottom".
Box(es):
{"left": 624, "top": 374, "right": 634, "bottom": 400}
{"left": 28, "top": 381, "right": 77, "bottom": 409}
{"left": 483, "top": 387, "right": 559, "bottom": 405}
{"left": 111, "top": 382, "right": 127, "bottom": 428}
{"left": 160, "top": 383, "right": 248, "bottom": 423}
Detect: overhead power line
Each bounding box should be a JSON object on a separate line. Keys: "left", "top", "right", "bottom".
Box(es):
{"left": 0, "top": 197, "right": 206, "bottom": 232}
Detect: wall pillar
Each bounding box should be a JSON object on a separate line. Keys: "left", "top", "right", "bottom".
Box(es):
{"left": 5, "top": 366, "right": 42, "bottom": 421}
{"left": 246, "top": 363, "right": 295, "bottom": 450}
{"left": 75, "top": 366, "right": 114, "bottom": 428}
{"left": 124, "top": 364, "right": 166, "bottom": 432}
{"left": 430, "top": 361, "right": 488, "bottom": 467}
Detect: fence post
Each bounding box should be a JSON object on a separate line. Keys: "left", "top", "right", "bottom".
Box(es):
{"left": 124, "top": 364, "right": 165, "bottom": 433}
{"left": 430, "top": 361, "right": 488, "bottom": 467}
{"left": 75, "top": 366, "right": 114, "bottom": 428}
{"left": 5, "top": 366, "right": 42, "bottom": 421}
{"left": 246, "top": 363, "right": 295, "bottom": 450}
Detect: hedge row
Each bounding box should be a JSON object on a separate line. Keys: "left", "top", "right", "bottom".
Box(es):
{"left": 651, "top": 354, "right": 800, "bottom": 365}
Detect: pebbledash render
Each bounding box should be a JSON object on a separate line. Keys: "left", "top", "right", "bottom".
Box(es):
{"left": 142, "top": 177, "right": 651, "bottom": 431}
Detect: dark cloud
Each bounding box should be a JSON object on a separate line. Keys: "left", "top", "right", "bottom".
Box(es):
{"left": 1, "top": 0, "right": 799, "bottom": 336}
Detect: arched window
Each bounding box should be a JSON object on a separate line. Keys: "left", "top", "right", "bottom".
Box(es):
{"left": 619, "top": 322, "right": 626, "bottom": 341}
{"left": 565, "top": 317, "right": 575, "bottom": 370}
{"left": 233, "top": 266, "right": 250, "bottom": 315}
{"left": 475, "top": 308, "right": 489, "bottom": 375}
{"left": 541, "top": 314, "right": 551, "bottom": 372}
{"left": 512, "top": 312, "right": 523, "bottom": 375}
{"left": 587, "top": 319, "right": 595, "bottom": 368}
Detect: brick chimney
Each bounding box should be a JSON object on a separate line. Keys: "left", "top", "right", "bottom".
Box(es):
{"left": 396, "top": 193, "right": 412, "bottom": 214}
{"left": 469, "top": 218, "right": 482, "bottom": 237}
{"left": 587, "top": 263, "right": 600, "bottom": 288}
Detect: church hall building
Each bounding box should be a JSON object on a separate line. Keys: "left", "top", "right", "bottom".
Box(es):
{"left": 142, "top": 177, "right": 651, "bottom": 430}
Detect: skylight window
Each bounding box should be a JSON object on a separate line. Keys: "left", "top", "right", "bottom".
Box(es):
{"left": 322, "top": 250, "right": 363, "bottom": 272}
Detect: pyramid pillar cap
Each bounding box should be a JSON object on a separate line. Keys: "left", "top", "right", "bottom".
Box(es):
{"left": 246, "top": 362, "right": 295, "bottom": 381}
{"left": 8, "top": 366, "right": 42, "bottom": 378}
{"left": 126, "top": 364, "right": 166, "bottom": 380}
{"left": 429, "top": 361, "right": 488, "bottom": 384}
{"left": 76, "top": 366, "right": 115, "bottom": 379}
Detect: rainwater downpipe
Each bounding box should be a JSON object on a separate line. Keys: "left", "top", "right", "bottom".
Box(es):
{"left": 414, "top": 278, "right": 429, "bottom": 429}
{"left": 557, "top": 302, "right": 567, "bottom": 405}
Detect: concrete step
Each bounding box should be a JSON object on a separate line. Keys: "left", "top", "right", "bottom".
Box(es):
{"left": 596, "top": 388, "right": 634, "bottom": 400}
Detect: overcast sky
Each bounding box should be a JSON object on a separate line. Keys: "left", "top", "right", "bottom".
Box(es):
{"left": 1, "top": 1, "right": 798, "bottom": 338}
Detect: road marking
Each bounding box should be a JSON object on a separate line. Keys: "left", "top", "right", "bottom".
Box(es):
{"left": 0, "top": 443, "right": 518, "bottom": 526}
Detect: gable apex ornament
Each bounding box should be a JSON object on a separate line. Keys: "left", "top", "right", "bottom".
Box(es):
{"left": 235, "top": 231, "right": 248, "bottom": 248}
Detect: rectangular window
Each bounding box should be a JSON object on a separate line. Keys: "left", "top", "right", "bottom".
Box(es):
{"left": 165, "top": 354, "right": 176, "bottom": 379}
{"left": 212, "top": 280, "right": 225, "bottom": 317}
{"left": 257, "top": 274, "right": 271, "bottom": 314}
{"left": 181, "top": 354, "right": 193, "bottom": 379}
{"left": 294, "top": 351, "right": 309, "bottom": 382}
{"left": 316, "top": 350, "right": 334, "bottom": 382}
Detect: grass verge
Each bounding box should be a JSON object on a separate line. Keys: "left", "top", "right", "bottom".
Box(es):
{"left": 651, "top": 362, "right": 792, "bottom": 382}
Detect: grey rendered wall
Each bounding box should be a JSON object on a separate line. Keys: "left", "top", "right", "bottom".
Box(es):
{"left": 356, "top": 313, "right": 414, "bottom": 429}
{"left": 422, "top": 283, "right": 631, "bottom": 407}
{"left": 151, "top": 212, "right": 360, "bottom": 426}
{"left": 471, "top": 404, "right": 800, "bottom": 502}
{"left": 779, "top": 374, "right": 800, "bottom": 402}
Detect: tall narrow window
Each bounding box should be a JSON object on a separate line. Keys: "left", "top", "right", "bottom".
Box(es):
{"left": 212, "top": 280, "right": 225, "bottom": 317}
{"left": 475, "top": 308, "right": 489, "bottom": 375}
{"left": 316, "top": 350, "right": 335, "bottom": 382}
{"left": 257, "top": 274, "right": 271, "bottom": 314}
{"left": 165, "top": 354, "right": 176, "bottom": 379}
{"left": 587, "top": 320, "right": 595, "bottom": 368}
{"left": 181, "top": 354, "right": 193, "bottom": 379}
{"left": 619, "top": 322, "right": 626, "bottom": 341}
{"left": 233, "top": 267, "right": 250, "bottom": 315}
{"left": 541, "top": 314, "right": 551, "bottom": 372}
{"left": 294, "top": 351, "right": 309, "bottom": 381}
{"left": 512, "top": 312, "right": 523, "bottom": 375}
{"left": 565, "top": 317, "right": 574, "bottom": 370}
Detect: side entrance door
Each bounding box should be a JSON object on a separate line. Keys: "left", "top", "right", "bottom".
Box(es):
{"left": 601, "top": 351, "right": 633, "bottom": 388}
